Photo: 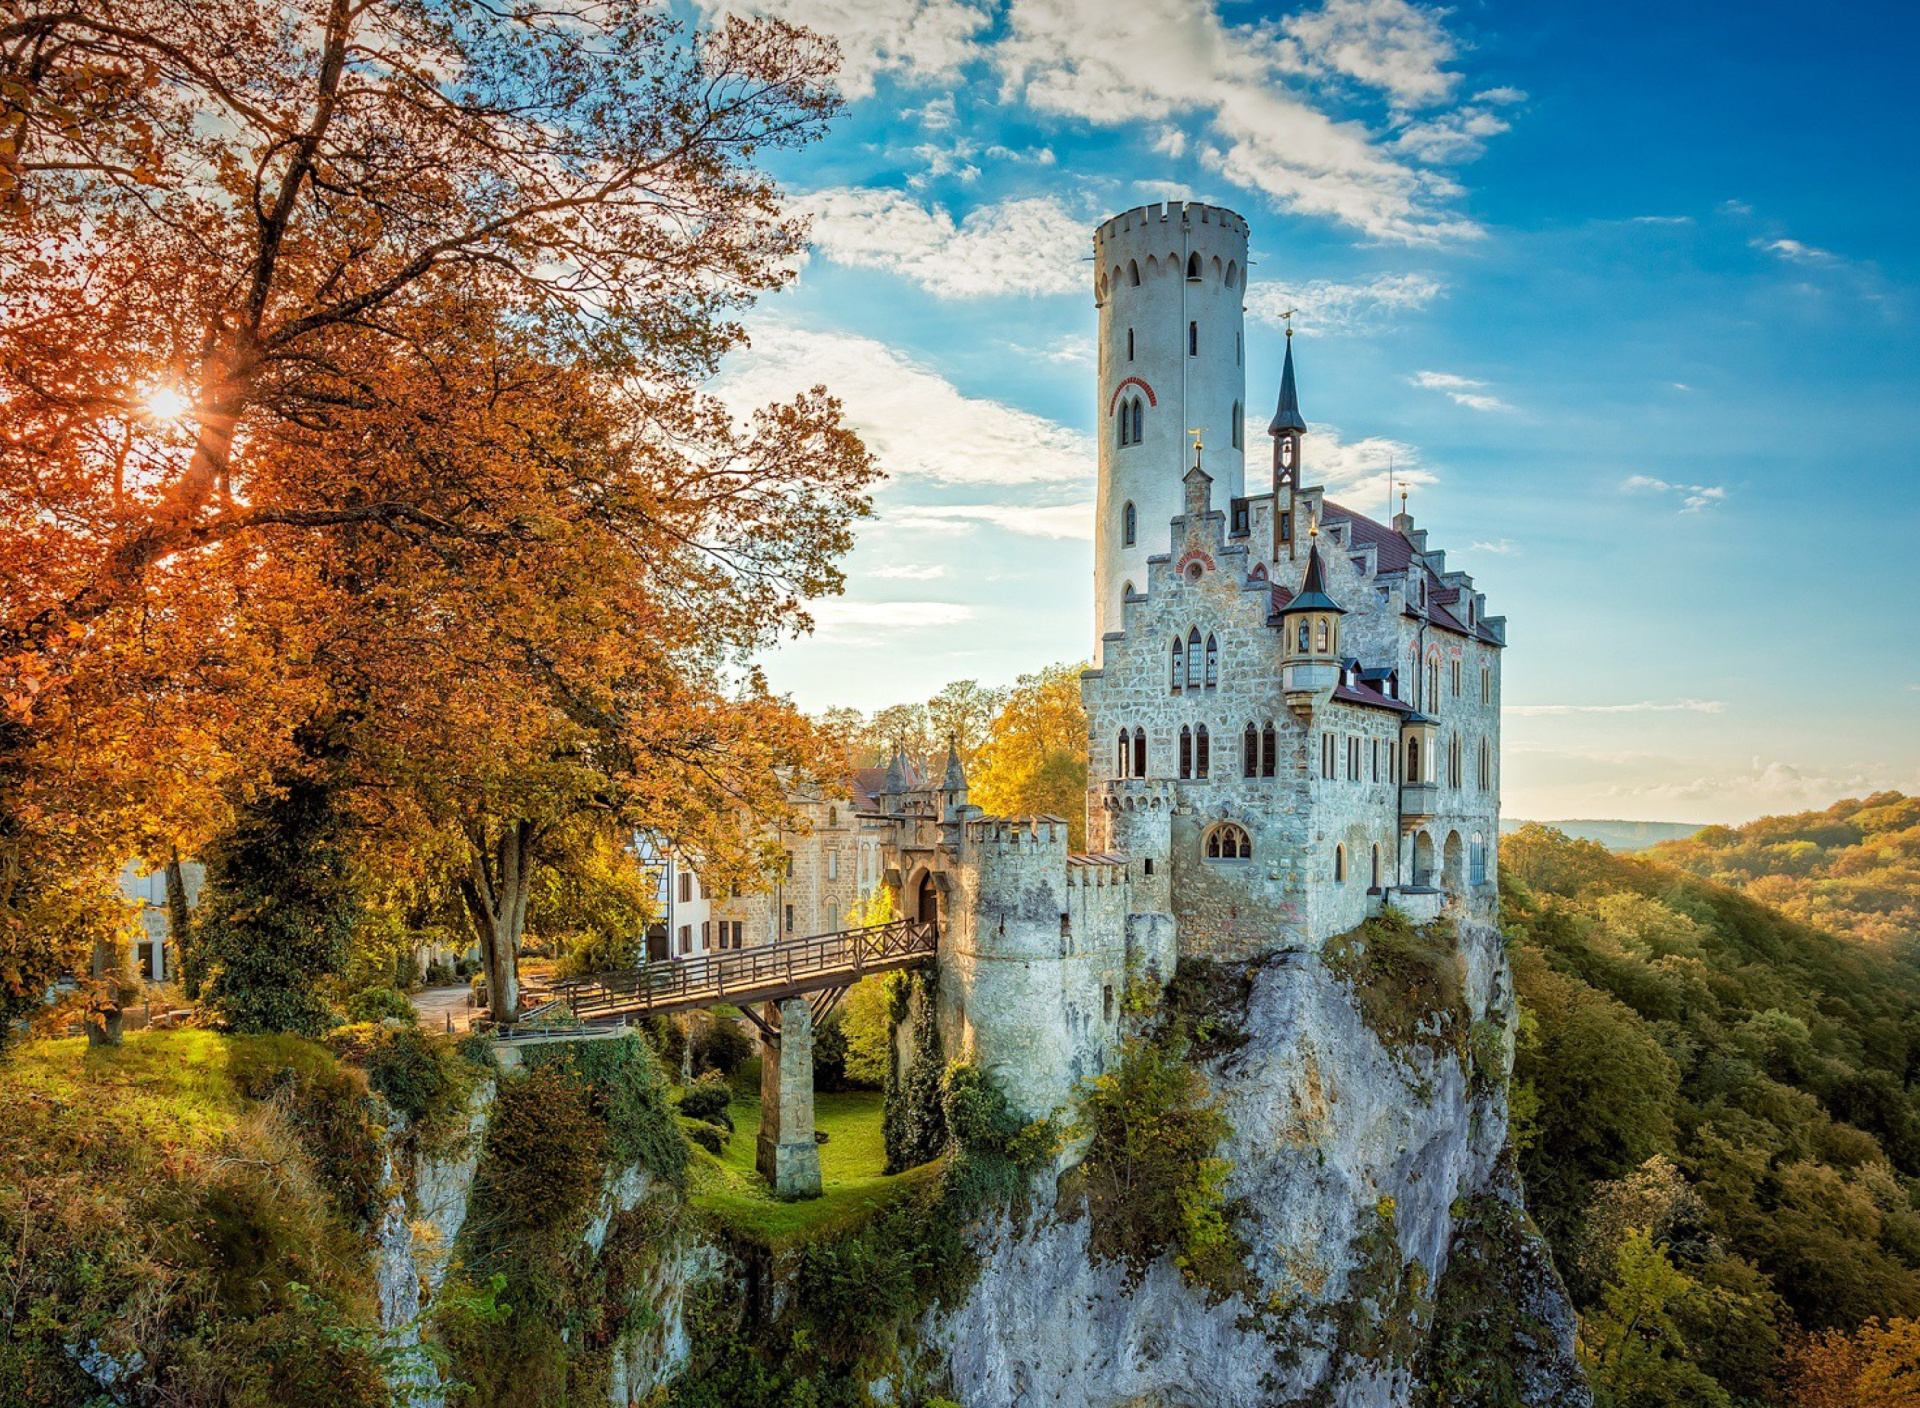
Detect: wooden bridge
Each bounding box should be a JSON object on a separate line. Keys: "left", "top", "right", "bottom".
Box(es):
{"left": 544, "top": 917, "right": 938, "bottom": 1031}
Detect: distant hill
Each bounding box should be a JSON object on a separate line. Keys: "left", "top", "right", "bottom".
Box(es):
{"left": 1500, "top": 817, "right": 1704, "bottom": 852}
{"left": 1644, "top": 791, "right": 1920, "bottom": 950}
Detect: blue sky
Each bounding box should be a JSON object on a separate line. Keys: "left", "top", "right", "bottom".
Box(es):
{"left": 695, "top": 0, "right": 1920, "bottom": 823}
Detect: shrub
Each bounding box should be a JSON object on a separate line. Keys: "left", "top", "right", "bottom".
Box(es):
{"left": 884, "top": 972, "right": 947, "bottom": 1173}
{"left": 1070, "top": 1034, "right": 1251, "bottom": 1301}
{"left": 677, "top": 1072, "right": 734, "bottom": 1129}
{"left": 682, "top": 1119, "right": 727, "bottom": 1155}
{"left": 522, "top": 1030, "right": 688, "bottom": 1183}
{"left": 692, "top": 1017, "right": 754, "bottom": 1076}
{"left": 344, "top": 985, "right": 417, "bottom": 1025}
{"left": 1323, "top": 910, "right": 1470, "bottom": 1063}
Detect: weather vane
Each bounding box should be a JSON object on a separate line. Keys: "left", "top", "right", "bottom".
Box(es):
{"left": 1280, "top": 308, "right": 1297, "bottom": 337}
{"left": 1188, "top": 427, "right": 1205, "bottom": 469}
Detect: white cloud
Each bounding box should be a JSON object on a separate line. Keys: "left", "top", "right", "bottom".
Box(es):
{"left": 1391, "top": 106, "right": 1511, "bottom": 163}
{"left": 811, "top": 600, "right": 975, "bottom": 637}
{"left": 884, "top": 502, "right": 1092, "bottom": 539}
{"left": 1247, "top": 271, "right": 1443, "bottom": 332}
{"left": 711, "top": 0, "right": 1510, "bottom": 242}
{"left": 1752, "top": 237, "right": 1837, "bottom": 265}
{"left": 803, "top": 188, "right": 1085, "bottom": 298}
{"left": 687, "top": 0, "right": 991, "bottom": 98}
{"left": 991, "top": 0, "right": 1482, "bottom": 243}
{"left": 1507, "top": 699, "right": 1726, "bottom": 717}
{"left": 1632, "top": 215, "right": 1693, "bottom": 225}
{"left": 1623, "top": 473, "right": 1727, "bottom": 513}
{"left": 1276, "top": 0, "right": 1460, "bottom": 107}
{"left": 1598, "top": 758, "right": 1917, "bottom": 814}
{"left": 870, "top": 562, "right": 948, "bottom": 579}
{"left": 717, "top": 323, "right": 1093, "bottom": 488}
{"left": 1410, "top": 369, "right": 1512, "bottom": 412}
{"left": 1290, "top": 426, "right": 1436, "bottom": 510}
{"left": 1470, "top": 538, "right": 1516, "bottom": 555}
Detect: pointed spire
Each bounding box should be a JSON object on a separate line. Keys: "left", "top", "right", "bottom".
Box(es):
{"left": 883, "top": 744, "right": 906, "bottom": 795}
{"left": 1269, "top": 328, "right": 1307, "bottom": 436}
{"left": 941, "top": 738, "right": 967, "bottom": 793}
{"left": 1279, "top": 522, "right": 1346, "bottom": 616}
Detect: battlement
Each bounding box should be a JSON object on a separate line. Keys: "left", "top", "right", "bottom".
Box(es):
{"left": 1095, "top": 202, "right": 1249, "bottom": 245}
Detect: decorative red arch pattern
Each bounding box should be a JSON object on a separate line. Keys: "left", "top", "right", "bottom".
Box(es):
{"left": 1107, "top": 376, "right": 1158, "bottom": 416}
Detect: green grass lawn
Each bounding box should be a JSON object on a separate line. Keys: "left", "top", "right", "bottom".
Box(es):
{"left": 684, "top": 1084, "right": 943, "bottom": 1247}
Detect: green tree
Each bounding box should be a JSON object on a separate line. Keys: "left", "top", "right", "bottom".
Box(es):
{"left": 198, "top": 764, "right": 361, "bottom": 1036}
{"left": 1580, "top": 1229, "right": 1733, "bottom": 1408}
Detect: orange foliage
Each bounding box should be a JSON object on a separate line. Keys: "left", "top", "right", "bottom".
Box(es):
{"left": 0, "top": 1, "right": 877, "bottom": 1019}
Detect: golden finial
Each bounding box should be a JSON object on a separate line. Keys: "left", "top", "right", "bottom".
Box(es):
{"left": 1280, "top": 308, "right": 1297, "bottom": 338}
{"left": 1308, "top": 512, "right": 1319, "bottom": 538}
{"left": 1188, "top": 427, "right": 1205, "bottom": 470}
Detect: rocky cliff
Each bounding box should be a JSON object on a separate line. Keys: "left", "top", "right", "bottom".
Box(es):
{"left": 929, "top": 916, "right": 1588, "bottom": 1407}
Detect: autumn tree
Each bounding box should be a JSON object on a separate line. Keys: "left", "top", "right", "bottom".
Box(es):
{"left": 969, "top": 663, "right": 1090, "bottom": 849}
{"left": 0, "top": 0, "right": 877, "bottom": 1020}
{"left": 927, "top": 679, "right": 1006, "bottom": 761}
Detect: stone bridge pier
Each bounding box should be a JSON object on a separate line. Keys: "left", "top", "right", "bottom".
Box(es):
{"left": 755, "top": 997, "right": 823, "bottom": 1199}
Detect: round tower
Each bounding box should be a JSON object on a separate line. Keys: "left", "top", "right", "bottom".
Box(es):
{"left": 1092, "top": 202, "right": 1250, "bottom": 651}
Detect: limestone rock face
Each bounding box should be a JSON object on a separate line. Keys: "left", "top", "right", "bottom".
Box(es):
{"left": 931, "top": 919, "right": 1589, "bottom": 1407}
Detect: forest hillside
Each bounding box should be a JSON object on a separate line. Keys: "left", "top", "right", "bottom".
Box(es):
{"left": 1505, "top": 818, "right": 1920, "bottom": 1405}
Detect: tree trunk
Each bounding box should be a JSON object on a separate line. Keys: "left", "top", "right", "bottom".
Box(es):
{"left": 457, "top": 819, "right": 535, "bottom": 1025}
{"left": 84, "top": 937, "right": 126, "bottom": 1047}
{"left": 164, "top": 850, "right": 197, "bottom": 998}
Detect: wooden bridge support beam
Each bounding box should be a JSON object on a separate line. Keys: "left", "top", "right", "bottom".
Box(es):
{"left": 755, "top": 997, "right": 823, "bottom": 1199}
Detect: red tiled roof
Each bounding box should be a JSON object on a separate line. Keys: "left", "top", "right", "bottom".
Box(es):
{"left": 1334, "top": 680, "right": 1414, "bottom": 713}
{"left": 1321, "top": 500, "right": 1413, "bottom": 574}
{"left": 848, "top": 766, "right": 888, "bottom": 808}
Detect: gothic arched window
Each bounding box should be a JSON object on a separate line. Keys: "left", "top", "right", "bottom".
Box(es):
{"left": 1407, "top": 736, "right": 1421, "bottom": 783}
{"left": 1448, "top": 734, "right": 1462, "bottom": 788}
{"left": 1186, "top": 629, "right": 1203, "bottom": 690}
{"left": 1261, "top": 722, "right": 1277, "bottom": 778}
{"left": 1314, "top": 619, "right": 1329, "bottom": 652}
{"left": 1470, "top": 834, "right": 1487, "bottom": 886}
{"left": 1478, "top": 738, "right": 1491, "bottom": 790}
{"left": 1170, "top": 636, "right": 1185, "bottom": 692}
{"left": 1130, "top": 397, "right": 1143, "bottom": 444}
{"left": 1204, "top": 634, "right": 1218, "bottom": 688}
{"left": 1128, "top": 259, "right": 1140, "bottom": 287}
{"left": 1133, "top": 728, "right": 1147, "bottom": 779}
{"left": 1118, "top": 729, "right": 1131, "bottom": 778}
{"left": 1204, "top": 823, "right": 1251, "bottom": 861}
{"left": 1117, "top": 406, "right": 1128, "bottom": 448}
{"left": 1296, "top": 622, "right": 1310, "bottom": 655}
{"left": 1195, "top": 724, "right": 1210, "bottom": 778}
{"left": 1122, "top": 500, "right": 1137, "bottom": 547}
{"left": 1186, "top": 252, "right": 1202, "bottom": 281}
{"left": 1179, "top": 726, "right": 1193, "bottom": 779}
{"left": 1243, "top": 723, "right": 1258, "bottom": 777}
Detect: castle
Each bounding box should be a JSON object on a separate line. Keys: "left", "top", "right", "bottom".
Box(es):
{"left": 862, "top": 201, "right": 1506, "bottom": 1120}
{"left": 663, "top": 201, "right": 1505, "bottom": 1133}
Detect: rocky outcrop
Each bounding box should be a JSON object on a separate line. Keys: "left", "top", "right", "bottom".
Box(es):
{"left": 930, "top": 918, "right": 1590, "bottom": 1407}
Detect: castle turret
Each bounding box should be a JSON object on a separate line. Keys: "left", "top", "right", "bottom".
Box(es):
{"left": 1270, "top": 327, "right": 1305, "bottom": 562}
{"left": 1280, "top": 525, "right": 1344, "bottom": 716}
{"left": 938, "top": 739, "right": 968, "bottom": 819}
{"left": 1092, "top": 203, "right": 1249, "bottom": 653}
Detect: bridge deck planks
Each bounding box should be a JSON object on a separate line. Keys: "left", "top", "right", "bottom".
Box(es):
{"left": 547, "top": 917, "right": 937, "bottom": 1024}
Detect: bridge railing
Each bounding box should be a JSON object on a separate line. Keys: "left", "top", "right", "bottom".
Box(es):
{"left": 547, "top": 917, "right": 937, "bottom": 1023}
